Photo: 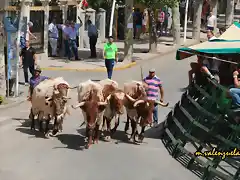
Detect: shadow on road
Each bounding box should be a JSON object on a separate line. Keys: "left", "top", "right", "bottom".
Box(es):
{"left": 144, "top": 121, "right": 166, "bottom": 139}
{"left": 54, "top": 134, "right": 85, "bottom": 151}
{"left": 15, "top": 127, "right": 46, "bottom": 138}
{"left": 12, "top": 117, "right": 31, "bottom": 128}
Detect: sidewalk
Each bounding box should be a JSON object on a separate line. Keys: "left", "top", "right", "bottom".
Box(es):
{"left": 38, "top": 31, "right": 207, "bottom": 72}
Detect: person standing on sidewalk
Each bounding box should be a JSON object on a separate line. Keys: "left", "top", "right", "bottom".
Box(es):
{"left": 58, "top": 20, "right": 70, "bottom": 57}
{"left": 66, "top": 18, "right": 82, "bottom": 60}
{"left": 87, "top": 20, "right": 98, "bottom": 58}
{"left": 48, "top": 19, "right": 59, "bottom": 57}
{"left": 20, "top": 21, "right": 37, "bottom": 49}
{"left": 103, "top": 36, "right": 118, "bottom": 79}
{"left": 207, "top": 11, "right": 216, "bottom": 31}
{"left": 19, "top": 40, "right": 37, "bottom": 85}
{"left": 143, "top": 68, "right": 165, "bottom": 127}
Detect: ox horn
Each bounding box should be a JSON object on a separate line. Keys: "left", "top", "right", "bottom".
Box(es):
{"left": 133, "top": 100, "right": 145, "bottom": 107}
{"left": 155, "top": 100, "right": 169, "bottom": 107}
{"left": 125, "top": 94, "right": 136, "bottom": 102}
{"left": 106, "top": 94, "right": 112, "bottom": 101}
{"left": 71, "top": 102, "right": 85, "bottom": 109}
{"left": 98, "top": 101, "right": 108, "bottom": 106}
{"left": 63, "top": 96, "right": 71, "bottom": 99}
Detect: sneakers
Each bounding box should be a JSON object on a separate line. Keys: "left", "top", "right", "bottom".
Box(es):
{"left": 24, "top": 82, "right": 29, "bottom": 86}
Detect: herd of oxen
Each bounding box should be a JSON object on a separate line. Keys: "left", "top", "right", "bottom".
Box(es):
{"left": 29, "top": 77, "right": 169, "bottom": 149}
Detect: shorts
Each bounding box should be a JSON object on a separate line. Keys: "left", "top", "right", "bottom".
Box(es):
{"left": 207, "top": 26, "right": 214, "bottom": 31}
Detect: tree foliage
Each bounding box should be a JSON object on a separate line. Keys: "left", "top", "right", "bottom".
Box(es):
{"left": 135, "top": 0, "right": 179, "bottom": 8}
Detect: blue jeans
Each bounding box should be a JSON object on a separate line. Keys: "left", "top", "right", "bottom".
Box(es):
{"left": 229, "top": 88, "right": 240, "bottom": 106}
{"left": 153, "top": 104, "right": 158, "bottom": 123}
{"left": 105, "top": 59, "right": 115, "bottom": 79}
{"left": 64, "top": 40, "right": 70, "bottom": 57}
{"left": 68, "top": 39, "right": 78, "bottom": 60}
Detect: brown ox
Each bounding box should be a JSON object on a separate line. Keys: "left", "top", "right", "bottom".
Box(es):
{"left": 100, "top": 80, "right": 125, "bottom": 141}
{"left": 124, "top": 81, "right": 168, "bottom": 143}
{"left": 72, "top": 80, "right": 107, "bottom": 149}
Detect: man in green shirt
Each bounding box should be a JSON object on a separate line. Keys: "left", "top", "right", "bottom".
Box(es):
{"left": 103, "top": 36, "right": 118, "bottom": 79}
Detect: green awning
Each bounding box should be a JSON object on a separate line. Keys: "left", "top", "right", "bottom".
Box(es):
{"left": 176, "top": 22, "right": 240, "bottom": 60}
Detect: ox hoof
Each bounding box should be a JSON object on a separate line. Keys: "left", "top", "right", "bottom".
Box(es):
{"left": 125, "top": 130, "right": 130, "bottom": 135}
{"left": 104, "top": 136, "right": 111, "bottom": 142}
{"left": 85, "top": 144, "right": 90, "bottom": 149}
{"left": 44, "top": 133, "right": 50, "bottom": 139}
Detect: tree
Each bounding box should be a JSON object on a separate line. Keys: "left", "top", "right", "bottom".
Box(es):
{"left": 225, "top": 0, "right": 234, "bottom": 28}
{"left": 192, "top": 0, "right": 203, "bottom": 42}
{"left": 136, "top": 0, "right": 181, "bottom": 52}
{"left": 0, "top": 24, "right": 5, "bottom": 102}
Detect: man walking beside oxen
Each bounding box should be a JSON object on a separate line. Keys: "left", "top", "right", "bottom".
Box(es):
{"left": 143, "top": 68, "right": 165, "bottom": 127}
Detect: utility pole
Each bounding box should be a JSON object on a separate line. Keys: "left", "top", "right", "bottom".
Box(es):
{"left": 183, "top": 0, "right": 189, "bottom": 43}
{"left": 124, "top": 0, "right": 133, "bottom": 62}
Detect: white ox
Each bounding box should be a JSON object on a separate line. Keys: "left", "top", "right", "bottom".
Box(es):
{"left": 72, "top": 80, "right": 108, "bottom": 148}
{"left": 30, "top": 77, "right": 71, "bottom": 136}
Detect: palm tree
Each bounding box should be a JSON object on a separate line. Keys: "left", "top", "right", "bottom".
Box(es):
{"left": 192, "top": 0, "right": 203, "bottom": 42}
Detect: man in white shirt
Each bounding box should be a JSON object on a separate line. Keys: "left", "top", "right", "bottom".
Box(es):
{"left": 20, "top": 21, "right": 37, "bottom": 49}
{"left": 48, "top": 19, "right": 59, "bottom": 57}
{"left": 207, "top": 12, "right": 216, "bottom": 31}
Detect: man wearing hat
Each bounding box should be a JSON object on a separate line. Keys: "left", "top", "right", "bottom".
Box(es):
{"left": 143, "top": 68, "right": 165, "bottom": 127}
{"left": 28, "top": 66, "right": 49, "bottom": 101}
{"left": 103, "top": 36, "right": 118, "bottom": 79}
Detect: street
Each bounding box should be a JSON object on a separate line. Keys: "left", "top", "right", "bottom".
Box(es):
{"left": 0, "top": 52, "right": 200, "bottom": 180}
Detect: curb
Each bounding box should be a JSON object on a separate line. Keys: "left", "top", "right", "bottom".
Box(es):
{"left": 41, "top": 62, "right": 137, "bottom": 72}
{"left": 0, "top": 98, "right": 26, "bottom": 110}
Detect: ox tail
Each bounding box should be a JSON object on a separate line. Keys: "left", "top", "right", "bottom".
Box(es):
{"left": 71, "top": 104, "right": 80, "bottom": 109}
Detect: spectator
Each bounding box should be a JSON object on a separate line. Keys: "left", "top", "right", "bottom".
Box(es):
{"left": 20, "top": 21, "right": 36, "bottom": 49}
{"left": 65, "top": 18, "right": 82, "bottom": 60}
{"left": 229, "top": 63, "right": 240, "bottom": 107}
{"left": 207, "top": 11, "right": 217, "bottom": 31}
{"left": 103, "top": 36, "right": 118, "bottom": 79}
{"left": 87, "top": 20, "right": 98, "bottom": 58}
{"left": 48, "top": 19, "right": 58, "bottom": 57}
{"left": 58, "top": 20, "right": 70, "bottom": 57}
{"left": 19, "top": 40, "right": 37, "bottom": 86}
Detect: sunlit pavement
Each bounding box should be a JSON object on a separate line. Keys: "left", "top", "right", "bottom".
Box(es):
{"left": 0, "top": 53, "right": 200, "bottom": 180}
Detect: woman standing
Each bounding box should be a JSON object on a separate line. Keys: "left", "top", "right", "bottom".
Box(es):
{"left": 103, "top": 36, "right": 118, "bottom": 79}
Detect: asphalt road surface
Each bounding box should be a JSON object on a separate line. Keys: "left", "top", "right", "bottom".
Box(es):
{"left": 0, "top": 53, "right": 200, "bottom": 180}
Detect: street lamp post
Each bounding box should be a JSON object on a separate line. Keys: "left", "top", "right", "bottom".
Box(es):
{"left": 109, "top": 0, "right": 116, "bottom": 36}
